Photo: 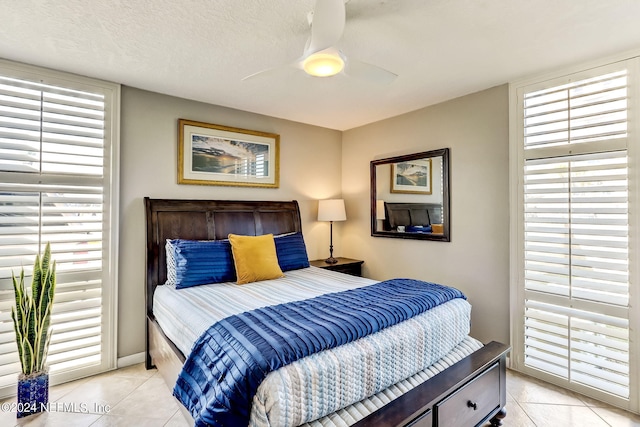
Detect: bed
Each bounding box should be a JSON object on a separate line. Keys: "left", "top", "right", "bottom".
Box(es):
{"left": 144, "top": 198, "right": 509, "bottom": 426}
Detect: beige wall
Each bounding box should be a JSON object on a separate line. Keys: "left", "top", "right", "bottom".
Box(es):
{"left": 341, "top": 85, "right": 510, "bottom": 344}
{"left": 118, "top": 87, "right": 343, "bottom": 357}
{"left": 118, "top": 84, "right": 510, "bottom": 358}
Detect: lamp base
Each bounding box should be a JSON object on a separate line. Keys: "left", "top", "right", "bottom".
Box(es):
{"left": 324, "top": 256, "right": 338, "bottom": 264}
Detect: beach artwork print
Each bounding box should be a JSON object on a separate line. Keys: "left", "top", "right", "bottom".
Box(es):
{"left": 191, "top": 135, "right": 269, "bottom": 176}
{"left": 178, "top": 120, "right": 279, "bottom": 188}
{"left": 391, "top": 158, "right": 432, "bottom": 194}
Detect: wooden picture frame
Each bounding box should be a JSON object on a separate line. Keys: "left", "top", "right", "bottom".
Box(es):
{"left": 178, "top": 119, "right": 279, "bottom": 188}
{"left": 390, "top": 158, "right": 432, "bottom": 194}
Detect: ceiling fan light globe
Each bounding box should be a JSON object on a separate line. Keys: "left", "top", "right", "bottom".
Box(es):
{"left": 303, "top": 53, "right": 344, "bottom": 77}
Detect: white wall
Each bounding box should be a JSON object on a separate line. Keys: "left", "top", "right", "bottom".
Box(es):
{"left": 341, "top": 85, "right": 510, "bottom": 344}
{"left": 118, "top": 87, "right": 343, "bottom": 357}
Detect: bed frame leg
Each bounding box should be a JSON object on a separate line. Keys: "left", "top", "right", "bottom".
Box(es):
{"left": 489, "top": 407, "right": 506, "bottom": 426}
{"left": 146, "top": 351, "right": 155, "bottom": 370}
{"left": 145, "top": 319, "right": 156, "bottom": 370}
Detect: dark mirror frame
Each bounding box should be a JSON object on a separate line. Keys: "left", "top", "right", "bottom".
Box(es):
{"left": 370, "top": 148, "right": 450, "bottom": 241}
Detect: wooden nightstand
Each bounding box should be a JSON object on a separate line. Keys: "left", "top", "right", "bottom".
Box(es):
{"left": 309, "top": 257, "right": 364, "bottom": 277}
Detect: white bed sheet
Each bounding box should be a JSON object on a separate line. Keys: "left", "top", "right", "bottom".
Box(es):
{"left": 153, "top": 266, "right": 378, "bottom": 355}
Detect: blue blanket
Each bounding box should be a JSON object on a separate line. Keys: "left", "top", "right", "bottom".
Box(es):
{"left": 173, "top": 278, "right": 465, "bottom": 427}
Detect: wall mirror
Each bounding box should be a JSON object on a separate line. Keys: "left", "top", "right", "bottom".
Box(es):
{"left": 371, "top": 148, "right": 450, "bottom": 241}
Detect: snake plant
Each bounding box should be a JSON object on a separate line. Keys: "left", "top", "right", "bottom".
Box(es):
{"left": 11, "top": 243, "right": 56, "bottom": 377}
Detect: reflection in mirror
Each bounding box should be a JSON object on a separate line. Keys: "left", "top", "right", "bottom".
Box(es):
{"left": 371, "top": 148, "right": 450, "bottom": 241}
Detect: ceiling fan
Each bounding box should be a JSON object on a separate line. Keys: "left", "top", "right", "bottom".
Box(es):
{"left": 243, "top": 0, "right": 397, "bottom": 84}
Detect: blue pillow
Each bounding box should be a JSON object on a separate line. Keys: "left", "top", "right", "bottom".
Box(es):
{"left": 274, "top": 232, "right": 310, "bottom": 271}
{"left": 406, "top": 225, "right": 432, "bottom": 233}
{"left": 169, "top": 239, "right": 236, "bottom": 289}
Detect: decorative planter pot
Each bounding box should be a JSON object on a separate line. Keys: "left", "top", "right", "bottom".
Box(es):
{"left": 17, "top": 371, "right": 49, "bottom": 418}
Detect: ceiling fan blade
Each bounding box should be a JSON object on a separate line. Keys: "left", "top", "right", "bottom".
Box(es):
{"left": 305, "top": 0, "right": 346, "bottom": 56}
{"left": 345, "top": 60, "right": 397, "bottom": 85}
{"left": 241, "top": 61, "right": 300, "bottom": 82}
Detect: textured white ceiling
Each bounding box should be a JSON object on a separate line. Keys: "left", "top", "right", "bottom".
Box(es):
{"left": 2, "top": 0, "right": 640, "bottom": 130}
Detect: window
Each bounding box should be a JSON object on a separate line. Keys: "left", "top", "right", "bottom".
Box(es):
{"left": 511, "top": 58, "right": 640, "bottom": 410}
{"left": 0, "top": 60, "right": 119, "bottom": 398}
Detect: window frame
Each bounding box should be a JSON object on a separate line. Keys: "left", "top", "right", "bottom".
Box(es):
{"left": 0, "top": 59, "right": 119, "bottom": 397}
{"left": 510, "top": 53, "right": 640, "bottom": 412}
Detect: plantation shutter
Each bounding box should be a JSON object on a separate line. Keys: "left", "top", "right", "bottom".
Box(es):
{"left": 0, "top": 61, "right": 118, "bottom": 398}
{"left": 513, "top": 61, "right": 635, "bottom": 408}
{"left": 523, "top": 151, "right": 629, "bottom": 397}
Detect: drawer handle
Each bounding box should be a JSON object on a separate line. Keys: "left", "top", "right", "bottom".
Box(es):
{"left": 467, "top": 400, "right": 478, "bottom": 410}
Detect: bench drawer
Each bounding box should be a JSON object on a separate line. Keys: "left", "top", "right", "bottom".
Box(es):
{"left": 435, "top": 363, "right": 500, "bottom": 426}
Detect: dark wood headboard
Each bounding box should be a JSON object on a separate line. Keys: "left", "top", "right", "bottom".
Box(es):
{"left": 384, "top": 202, "right": 443, "bottom": 230}
{"left": 144, "top": 198, "right": 302, "bottom": 316}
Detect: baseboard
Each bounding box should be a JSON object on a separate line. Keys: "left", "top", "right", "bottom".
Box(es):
{"left": 117, "top": 352, "right": 145, "bottom": 368}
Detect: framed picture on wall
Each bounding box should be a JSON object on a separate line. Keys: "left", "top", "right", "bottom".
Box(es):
{"left": 178, "top": 119, "right": 280, "bottom": 188}
{"left": 390, "top": 158, "right": 432, "bottom": 194}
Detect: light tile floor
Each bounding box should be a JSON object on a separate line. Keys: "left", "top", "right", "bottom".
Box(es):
{"left": 504, "top": 369, "right": 640, "bottom": 426}
{"left": 0, "top": 364, "right": 189, "bottom": 427}
{"left": 1, "top": 365, "right": 640, "bottom": 426}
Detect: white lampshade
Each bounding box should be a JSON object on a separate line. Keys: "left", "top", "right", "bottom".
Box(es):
{"left": 318, "top": 199, "right": 346, "bottom": 222}
{"left": 376, "top": 200, "right": 386, "bottom": 220}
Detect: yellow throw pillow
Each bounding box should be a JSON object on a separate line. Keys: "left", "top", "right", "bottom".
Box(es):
{"left": 228, "top": 233, "right": 284, "bottom": 285}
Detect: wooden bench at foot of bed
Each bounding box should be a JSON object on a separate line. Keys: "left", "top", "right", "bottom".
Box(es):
{"left": 353, "top": 341, "right": 509, "bottom": 427}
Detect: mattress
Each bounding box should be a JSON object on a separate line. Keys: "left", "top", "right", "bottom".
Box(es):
{"left": 154, "top": 267, "right": 475, "bottom": 426}
{"left": 301, "top": 335, "right": 483, "bottom": 427}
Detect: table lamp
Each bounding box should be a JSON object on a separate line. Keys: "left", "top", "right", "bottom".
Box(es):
{"left": 317, "top": 199, "right": 346, "bottom": 264}
{"left": 376, "top": 199, "right": 386, "bottom": 231}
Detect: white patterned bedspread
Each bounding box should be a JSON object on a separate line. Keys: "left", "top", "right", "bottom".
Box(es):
{"left": 153, "top": 267, "right": 473, "bottom": 426}
{"left": 301, "top": 336, "right": 482, "bottom": 427}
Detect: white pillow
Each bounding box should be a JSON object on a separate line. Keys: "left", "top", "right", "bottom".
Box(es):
{"left": 165, "top": 239, "right": 177, "bottom": 286}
